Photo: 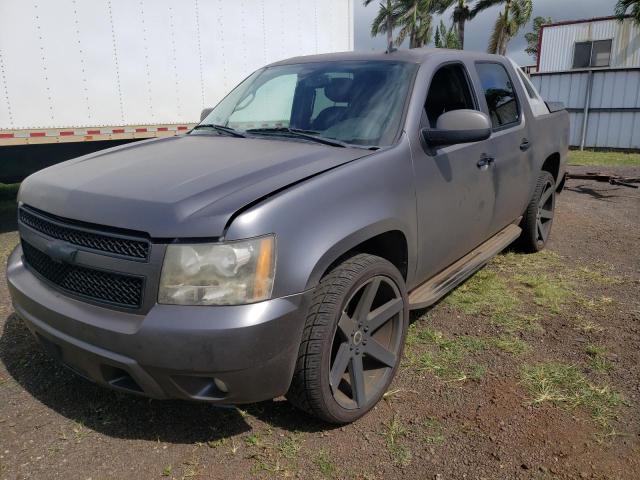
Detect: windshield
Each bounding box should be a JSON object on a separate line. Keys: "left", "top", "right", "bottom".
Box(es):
{"left": 198, "top": 61, "right": 417, "bottom": 147}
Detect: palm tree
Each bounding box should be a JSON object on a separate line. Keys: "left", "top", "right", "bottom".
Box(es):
{"left": 615, "top": 0, "right": 640, "bottom": 25}
{"left": 470, "top": 0, "right": 533, "bottom": 55}
{"left": 524, "top": 16, "right": 552, "bottom": 62}
{"left": 436, "top": 0, "right": 471, "bottom": 49}
{"left": 396, "top": 0, "right": 437, "bottom": 48}
{"left": 434, "top": 19, "right": 462, "bottom": 48}
{"left": 365, "top": 0, "right": 401, "bottom": 51}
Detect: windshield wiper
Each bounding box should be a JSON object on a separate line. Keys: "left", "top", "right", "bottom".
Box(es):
{"left": 245, "top": 127, "right": 346, "bottom": 148}
{"left": 191, "top": 124, "right": 246, "bottom": 138}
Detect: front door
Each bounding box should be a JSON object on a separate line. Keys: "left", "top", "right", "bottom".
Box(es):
{"left": 411, "top": 62, "right": 496, "bottom": 283}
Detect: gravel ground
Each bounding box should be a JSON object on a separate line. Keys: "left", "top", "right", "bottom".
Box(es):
{"left": 0, "top": 166, "right": 639, "bottom": 479}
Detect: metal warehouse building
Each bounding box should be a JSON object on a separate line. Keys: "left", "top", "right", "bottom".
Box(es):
{"left": 530, "top": 16, "right": 640, "bottom": 150}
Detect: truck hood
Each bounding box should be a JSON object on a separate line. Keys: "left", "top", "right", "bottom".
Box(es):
{"left": 19, "top": 134, "right": 372, "bottom": 238}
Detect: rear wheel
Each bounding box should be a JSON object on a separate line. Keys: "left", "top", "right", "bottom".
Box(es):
{"left": 287, "top": 254, "right": 408, "bottom": 423}
{"left": 517, "top": 170, "right": 556, "bottom": 253}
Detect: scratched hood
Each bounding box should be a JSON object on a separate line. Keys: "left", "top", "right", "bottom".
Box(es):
{"left": 19, "top": 134, "right": 371, "bottom": 238}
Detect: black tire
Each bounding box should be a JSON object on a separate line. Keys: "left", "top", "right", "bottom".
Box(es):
{"left": 286, "top": 254, "right": 409, "bottom": 424}
{"left": 517, "top": 170, "right": 556, "bottom": 253}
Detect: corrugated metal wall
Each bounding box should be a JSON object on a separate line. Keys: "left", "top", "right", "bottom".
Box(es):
{"left": 531, "top": 69, "right": 640, "bottom": 149}
{"left": 539, "top": 18, "right": 640, "bottom": 72}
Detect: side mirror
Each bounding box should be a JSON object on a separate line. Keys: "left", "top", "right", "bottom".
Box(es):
{"left": 422, "top": 110, "right": 492, "bottom": 147}
{"left": 200, "top": 108, "right": 213, "bottom": 122}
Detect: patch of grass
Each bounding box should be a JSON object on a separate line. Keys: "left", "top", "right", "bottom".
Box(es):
{"left": 229, "top": 438, "right": 240, "bottom": 455}
{"left": 585, "top": 344, "right": 606, "bottom": 357}
{"left": 422, "top": 417, "right": 445, "bottom": 446}
{"left": 568, "top": 150, "right": 640, "bottom": 167}
{"left": 206, "top": 438, "right": 227, "bottom": 449}
{"left": 521, "top": 363, "right": 622, "bottom": 428}
{"left": 382, "top": 416, "right": 412, "bottom": 467}
{"left": 577, "top": 295, "right": 615, "bottom": 312}
{"left": 70, "top": 422, "right": 91, "bottom": 443}
{"left": 516, "top": 272, "right": 571, "bottom": 313}
{"left": 410, "top": 327, "right": 487, "bottom": 381}
{"left": 492, "top": 312, "right": 544, "bottom": 334}
{"left": 162, "top": 465, "right": 172, "bottom": 477}
{"left": 493, "top": 335, "right": 530, "bottom": 355}
{"left": 243, "top": 433, "right": 260, "bottom": 447}
{"left": 589, "top": 356, "right": 614, "bottom": 374}
{"left": 180, "top": 457, "right": 200, "bottom": 479}
{"left": 585, "top": 344, "right": 614, "bottom": 373}
{"left": 457, "top": 335, "right": 487, "bottom": 352}
{"left": 250, "top": 458, "right": 286, "bottom": 476}
{"left": 573, "top": 266, "right": 624, "bottom": 285}
{"left": 278, "top": 435, "right": 302, "bottom": 459}
{"left": 494, "top": 250, "right": 563, "bottom": 273}
{"left": 314, "top": 450, "right": 336, "bottom": 478}
{"left": 573, "top": 315, "right": 604, "bottom": 333}
{"left": 446, "top": 268, "right": 517, "bottom": 317}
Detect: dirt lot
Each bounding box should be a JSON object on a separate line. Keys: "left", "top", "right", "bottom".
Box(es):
{"left": 1, "top": 166, "right": 639, "bottom": 479}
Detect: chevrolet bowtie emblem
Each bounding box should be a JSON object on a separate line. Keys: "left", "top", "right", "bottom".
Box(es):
{"left": 45, "top": 241, "right": 78, "bottom": 264}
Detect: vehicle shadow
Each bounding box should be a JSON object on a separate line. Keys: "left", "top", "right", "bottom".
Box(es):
{"left": 0, "top": 313, "right": 331, "bottom": 444}
{"left": 565, "top": 183, "right": 623, "bottom": 201}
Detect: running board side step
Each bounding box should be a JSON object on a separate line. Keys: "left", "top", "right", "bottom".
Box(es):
{"left": 408, "top": 224, "right": 522, "bottom": 310}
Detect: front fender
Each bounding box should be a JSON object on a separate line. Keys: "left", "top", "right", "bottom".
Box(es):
{"left": 224, "top": 141, "right": 418, "bottom": 298}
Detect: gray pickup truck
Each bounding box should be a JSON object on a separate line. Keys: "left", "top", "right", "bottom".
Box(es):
{"left": 7, "top": 49, "right": 568, "bottom": 423}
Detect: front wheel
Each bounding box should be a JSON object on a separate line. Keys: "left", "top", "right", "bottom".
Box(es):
{"left": 516, "top": 170, "right": 556, "bottom": 253}
{"left": 287, "top": 254, "right": 408, "bottom": 424}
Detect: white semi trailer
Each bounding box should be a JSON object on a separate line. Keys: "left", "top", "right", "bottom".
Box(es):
{"left": 0, "top": 0, "right": 354, "bottom": 147}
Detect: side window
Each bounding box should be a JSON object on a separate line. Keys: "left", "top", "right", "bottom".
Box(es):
{"left": 425, "top": 64, "right": 475, "bottom": 128}
{"left": 475, "top": 63, "right": 519, "bottom": 129}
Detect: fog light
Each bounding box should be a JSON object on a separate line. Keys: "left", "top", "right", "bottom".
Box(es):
{"left": 214, "top": 377, "right": 229, "bottom": 393}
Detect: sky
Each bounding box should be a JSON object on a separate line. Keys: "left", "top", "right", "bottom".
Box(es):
{"left": 354, "top": 0, "right": 620, "bottom": 65}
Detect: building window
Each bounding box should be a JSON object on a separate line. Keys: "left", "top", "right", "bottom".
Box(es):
{"left": 572, "top": 40, "right": 612, "bottom": 69}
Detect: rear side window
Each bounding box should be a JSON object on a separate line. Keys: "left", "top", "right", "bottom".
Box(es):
{"left": 475, "top": 63, "right": 520, "bottom": 129}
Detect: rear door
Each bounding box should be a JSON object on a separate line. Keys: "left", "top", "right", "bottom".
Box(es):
{"left": 411, "top": 62, "right": 496, "bottom": 282}
{"left": 471, "top": 61, "right": 534, "bottom": 235}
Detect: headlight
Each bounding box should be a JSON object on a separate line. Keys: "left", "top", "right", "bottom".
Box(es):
{"left": 158, "top": 235, "right": 275, "bottom": 306}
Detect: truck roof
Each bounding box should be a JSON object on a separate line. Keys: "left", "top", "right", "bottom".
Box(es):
{"left": 269, "top": 48, "right": 505, "bottom": 66}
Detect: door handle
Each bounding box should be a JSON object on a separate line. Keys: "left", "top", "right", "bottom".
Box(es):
{"left": 477, "top": 155, "right": 495, "bottom": 170}
{"left": 520, "top": 139, "right": 531, "bottom": 151}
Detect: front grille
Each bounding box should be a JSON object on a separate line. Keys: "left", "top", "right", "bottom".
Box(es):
{"left": 19, "top": 207, "right": 150, "bottom": 261}
{"left": 22, "top": 240, "right": 144, "bottom": 308}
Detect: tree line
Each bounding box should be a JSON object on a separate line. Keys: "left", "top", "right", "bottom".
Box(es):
{"left": 367, "top": 0, "right": 640, "bottom": 59}
{"left": 366, "top": 0, "right": 533, "bottom": 55}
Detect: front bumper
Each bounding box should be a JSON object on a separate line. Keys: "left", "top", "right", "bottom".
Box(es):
{"left": 7, "top": 245, "right": 310, "bottom": 404}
